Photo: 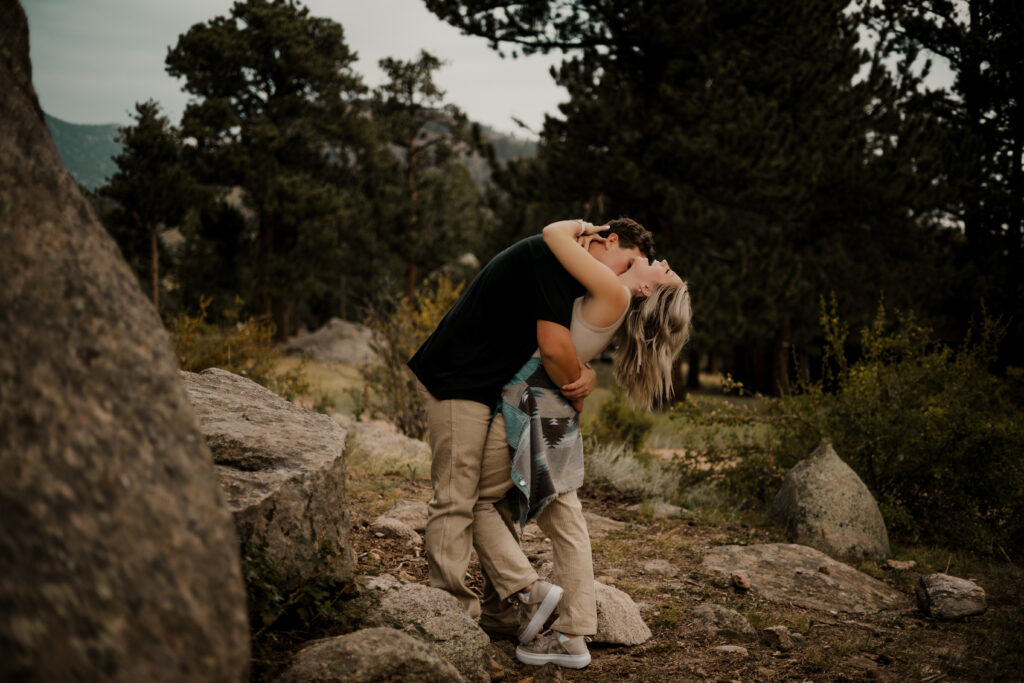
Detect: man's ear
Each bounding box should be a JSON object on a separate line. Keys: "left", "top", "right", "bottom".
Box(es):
{"left": 604, "top": 233, "right": 619, "bottom": 248}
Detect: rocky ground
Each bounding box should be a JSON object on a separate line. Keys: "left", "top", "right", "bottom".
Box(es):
{"left": 345, "top": 455, "right": 1023, "bottom": 682}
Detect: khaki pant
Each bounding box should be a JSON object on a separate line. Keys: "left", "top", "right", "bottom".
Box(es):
{"left": 417, "top": 381, "right": 529, "bottom": 619}
{"left": 418, "top": 380, "right": 596, "bottom": 635}
{"left": 474, "top": 418, "right": 598, "bottom": 636}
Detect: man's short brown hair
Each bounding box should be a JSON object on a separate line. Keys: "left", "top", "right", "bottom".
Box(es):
{"left": 600, "top": 217, "right": 654, "bottom": 258}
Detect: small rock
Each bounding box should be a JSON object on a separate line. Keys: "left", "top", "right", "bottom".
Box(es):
{"left": 756, "top": 667, "right": 776, "bottom": 678}
{"left": 916, "top": 573, "right": 986, "bottom": 619}
{"left": 625, "top": 501, "right": 689, "bottom": 519}
{"left": 731, "top": 570, "right": 751, "bottom": 591}
{"left": 692, "top": 603, "right": 755, "bottom": 636}
{"left": 584, "top": 511, "right": 627, "bottom": 536}
{"left": 644, "top": 559, "right": 678, "bottom": 577}
{"left": 594, "top": 583, "right": 652, "bottom": 645}
{"left": 379, "top": 498, "right": 429, "bottom": 532}
{"left": 761, "top": 625, "right": 795, "bottom": 651}
{"left": 817, "top": 565, "right": 831, "bottom": 575}
{"left": 370, "top": 516, "right": 422, "bottom": 545}
{"left": 885, "top": 559, "right": 917, "bottom": 571}
{"left": 712, "top": 645, "right": 749, "bottom": 656}
{"left": 488, "top": 656, "right": 505, "bottom": 681}
{"left": 845, "top": 655, "right": 879, "bottom": 671}
{"left": 596, "top": 575, "right": 617, "bottom": 586}
{"left": 791, "top": 631, "right": 805, "bottom": 641}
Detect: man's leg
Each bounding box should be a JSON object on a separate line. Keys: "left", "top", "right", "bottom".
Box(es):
{"left": 473, "top": 412, "right": 537, "bottom": 601}
{"left": 417, "top": 381, "right": 491, "bottom": 618}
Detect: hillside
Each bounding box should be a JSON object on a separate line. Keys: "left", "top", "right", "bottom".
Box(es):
{"left": 42, "top": 112, "right": 535, "bottom": 192}
{"left": 43, "top": 113, "right": 121, "bottom": 191}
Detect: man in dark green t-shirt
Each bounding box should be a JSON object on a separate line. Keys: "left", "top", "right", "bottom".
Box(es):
{"left": 408, "top": 218, "right": 653, "bottom": 626}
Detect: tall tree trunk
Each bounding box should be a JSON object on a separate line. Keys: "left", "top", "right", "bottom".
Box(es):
{"left": 272, "top": 295, "right": 289, "bottom": 341}
{"left": 149, "top": 223, "right": 159, "bottom": 311}
{"left": 685, "top": 347, "right": 701, "bottom": 390}
{"left": 405, "top": 136, "right": 420, "bottom": 301}
{"left": 258, "top": 214, "right": 273, "bottom": 324}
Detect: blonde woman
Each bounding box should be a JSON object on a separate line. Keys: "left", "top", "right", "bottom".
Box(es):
{"left": 472, "top": 218, "right": 691, "bottom": 669}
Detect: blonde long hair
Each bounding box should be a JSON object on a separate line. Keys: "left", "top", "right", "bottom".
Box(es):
{"left": 612, "top": 282, "right": 692, "bottom": 409}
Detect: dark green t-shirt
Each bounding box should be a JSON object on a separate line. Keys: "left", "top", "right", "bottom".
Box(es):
{"left": 408, "top": 235, "right": 585, "bottom": 406}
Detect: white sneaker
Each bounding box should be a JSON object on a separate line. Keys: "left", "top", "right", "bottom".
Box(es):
{"left": 517, "top": 581, "right": 564, "bottom": 644}
{"left": 516, "top": 630, "right": 591, "bottom": 669}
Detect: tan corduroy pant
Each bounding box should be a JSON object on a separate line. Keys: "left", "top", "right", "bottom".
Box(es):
{"left": 474, "top": 417, "right": 598, "bottom": 636}
{"left": 417, "top": 381, "right": 532, "bottom": 619}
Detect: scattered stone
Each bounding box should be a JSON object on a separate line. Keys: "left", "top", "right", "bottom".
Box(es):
{"left": 182, "top": 368, "right": 354, "bottom": 591}
{"left": 711, "top": 645, "right": 749, "bottom": 656}
{"left": 916, "top": 573, "right": 987, "bottom": 619}
{"left": 274, "top": 627, "right": 461, "bottom": 682}
{"left": 791, "top": 631, "right": 805, "bottom": 642}
{"left": 378, "top": 498, "right": 430, "bottom": 532}
{"left": 283, "top": 317, "right": 379, "bottom": 365}
{"left": 885, "top": 559, "right": 917, "bottom": 571}
{"left": 594, "top": 582, "right": 652, "bottom": 645}
{"left": 731, "top": 570, "right": 752, "bottom": 591}
{"left": 366, "top": 576, "right": 490, "bottom": 682}
{"left": 702, "top": 544, "right": 907, "bottom": 614}
{"left": 756, "top": 667, "right": 776, "bottom": 678}
{"left": 337, "top": 416, "right": 431, "bottom": 464}
{"left": 625, "top": 501, "right": 689, "bottom": 519}
{"left": 596, "top": 575, "right": 618, "bottom": 586}
{"left": 584, "top": 511, "right": 627, "bottom": 536}
{"left": 845, "top": 655, "right": 879, "bottom": 671}
{"left": 692, "top": 604, "right": 756, "bottom": 636}
{"left": 0, "top": 8, "right": 248, "bottom": 679}
{"left": 769, "top": 442, "right": 891, "bottom": 560}
{"left": 761, "top": 625, "right": 795, "bottom": 651}
{"left": 643, "top": 559, "right": 679, "bottom": 577}
{"left": 370, "top": 516, "right": 422, "bottom": 546}
{"left": 602, "top": 567, "right": 626, "bottom": 579}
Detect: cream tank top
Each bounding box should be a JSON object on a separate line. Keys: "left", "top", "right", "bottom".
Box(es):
{"left": 569, "top": 289, "right": 630, "bottom": 363}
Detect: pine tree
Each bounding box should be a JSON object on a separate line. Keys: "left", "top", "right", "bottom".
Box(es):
{"left": 166, "top": 0, "right": 374, "bottom": 337}
{"left": 101, "top": 100, "right": 189, "bottom": 311}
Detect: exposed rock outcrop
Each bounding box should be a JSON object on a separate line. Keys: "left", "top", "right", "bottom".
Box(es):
{"left": 702, "top": 543, "right": 906, "bottom": 614}
{"left": 0, "top": 4, "right": 249, "bottom": 679}
{"left": 181, "top": 368, "right": 354, "bottom": 591}
{"left": 283, "top": 318, "right": 378, "bottom": 365}
{"left": 770, "top": 442, "right": 891, "bottom": 559}
{"left": 274, "top": 627, "right": 462, "bottom": 683}
{"left": 366, "top": 575, "right": 490, "bottom": 682}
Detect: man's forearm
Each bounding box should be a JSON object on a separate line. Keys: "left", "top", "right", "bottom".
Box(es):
{"left": 536, "top": 321, "right": 580, "bottom": 387}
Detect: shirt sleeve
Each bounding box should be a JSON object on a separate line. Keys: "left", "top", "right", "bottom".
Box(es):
{"left": 531, "top": 241, "right": 578, "bottom": 328}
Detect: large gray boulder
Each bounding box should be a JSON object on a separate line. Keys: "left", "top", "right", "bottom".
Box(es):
{"left": 283, "top": 318, "right": 378, "bottom": 365}
{"left": 367, "top": 575, "right": 490, "bottom": 682}
{"left": 181, "top": 368, "right": 354, "bottom": 591}
{"left": 770, "top": 442, "right": 891, "bottom": 559}
{"left": 702, "top": 544, "right": 906, "bottom": 614}
{"left": 0, "top": 4, "right": 249, "bottom": 680}
{"left": 274, "top": 627, "right": 462, "bottom": 682}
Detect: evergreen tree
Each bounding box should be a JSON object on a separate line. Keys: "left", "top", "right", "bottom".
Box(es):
{"left": 101, "top": 100, "right": 189, "bottom": 311}
{"left": 371, "top": 51, "right": 486, "bottom": 299}
{"left": 166, "top": 0, "right": 375, "bottom": 337}
{"left": 427, "top": 0, "right": 949, "bottom": 392}
{"left": 859, "top": 0, "right": 1024, "bottom": 360}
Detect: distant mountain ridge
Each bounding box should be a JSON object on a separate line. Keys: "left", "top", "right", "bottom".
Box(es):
{"left": 43, "top": 112, "right": 535, "bottom": 192}
{"left": 44, "top": 113, "right": 121, "bottom": 191}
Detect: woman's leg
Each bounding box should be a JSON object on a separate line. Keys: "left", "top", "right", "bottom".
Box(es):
{"left": 534, "top": 489, "right": 597, "bottom": 636}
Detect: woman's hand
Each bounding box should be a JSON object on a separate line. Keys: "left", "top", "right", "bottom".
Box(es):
{"left": 575, "top": 233, "right": 607, "bottom": 251}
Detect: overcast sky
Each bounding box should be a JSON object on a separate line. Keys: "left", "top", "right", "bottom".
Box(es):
{"left": 23, "top": 0, "right": 565, "bottom": 137}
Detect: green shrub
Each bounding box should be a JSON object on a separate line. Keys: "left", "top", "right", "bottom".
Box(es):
{"left": 587, "top": 386, "right": 655, "bottom": 451}
{"left": 168, "top": 295, "right": 309, "bottom": 400}
{"left": 360, "top": 275, "right": 464, "bottom": 439}
{"left": 771, "top": 300, "right": 1024, "bottom": 555}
